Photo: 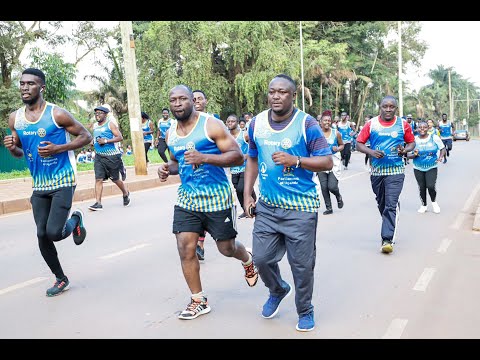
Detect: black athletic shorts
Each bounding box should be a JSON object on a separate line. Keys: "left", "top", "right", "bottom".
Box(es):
{"left": 94, "top": 153, "right": 124, "bottom": 181}
{"left": 172, "top": 205, "right": 237, "bottom": 241}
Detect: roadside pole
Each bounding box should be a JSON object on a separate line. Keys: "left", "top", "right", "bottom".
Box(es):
{"left": 120, "top": 21, "right": 147, "bottom": 175}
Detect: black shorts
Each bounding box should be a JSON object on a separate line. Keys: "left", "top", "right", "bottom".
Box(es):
{"left": 172, "top": 205, "right": 237, "bottom": 241}
{"left": 94, "top": 153, "right": 124, "bottom": 181}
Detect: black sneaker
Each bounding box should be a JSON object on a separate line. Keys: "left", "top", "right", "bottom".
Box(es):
{"left": 178, "top": 297, "right": 211, "bottom": 320}
{"left": 337, "top": 197, "right": 344, "bottom": 209}
{"left": 46, "top": 276, "right": 70, "bottom": 297}
{"left": 196, "top": 245, "right": 205, "bottom": 261}
{"left": 123, "top": 192, "right": 131, "bottom": 207}
{"left": 323, "top": 209, "right": 333, "bottom": 215}
{"left": 71, "top": 209, "right": 86, "bottom": 245}
{"left": 88, "top": 202, "right": 103, "bottom": 211}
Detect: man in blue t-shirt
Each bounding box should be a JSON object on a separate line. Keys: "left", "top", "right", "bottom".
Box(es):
{"left": 244, "top": 74, "right": 333, "bottom": 332}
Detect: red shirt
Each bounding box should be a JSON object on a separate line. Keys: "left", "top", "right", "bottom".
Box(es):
{"left": 357, "top": 116, "right": 415, "bottom": 144}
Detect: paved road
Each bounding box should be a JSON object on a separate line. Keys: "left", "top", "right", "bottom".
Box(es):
{"left": 1, "top": 140, "right": 480, "bottom": 338}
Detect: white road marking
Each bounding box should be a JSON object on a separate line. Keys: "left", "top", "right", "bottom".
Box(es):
{"left": 382, "top": 318, "right": 408, "bottom": 339}
{"left": 413, "top": 268, "right": 436, "bottom": 291}
{"left": 451, "top": 182, "right": 480, "bottom": 230}
{"left": 99, "top": 243, "right": 151, "bottom": 260}
{"left": 437, "top": 238, "right": 452, "bottom": 253}
{"left": 0, "top": 277, "right": 48, "bottom": 296}
{"left": 339, "top": 171, "right": 368, "bottom": 181}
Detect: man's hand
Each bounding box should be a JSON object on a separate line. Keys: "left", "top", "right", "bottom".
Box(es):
{"left": 38, "top": 141, "right": 56, "bottom": 158}
{"left": 3, "top": 135, "right": 16, "bottom": 151}
{"left": 184, "top": 150, "right": 204, "bottom": 169}
{"left": 271, "top": 151, "right": 296, "bottom": 167}
{"left": 370, "top": 149, "right": 385, "bottom": 159}
{"left": 158, "top": 163, "right": 170, "bottom": 182}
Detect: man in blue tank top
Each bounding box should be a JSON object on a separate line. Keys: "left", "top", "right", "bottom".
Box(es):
{"left": 3, "top": 68, "right": 93, "bottom": 297}
{"left": 243, "top": 74, "right": 333, "bottom": 332}
{"left": 158, "top": 85, "right": 259, "bottom": 320}
{"left": 438, "top": 113, "right": 455, "bottom": 163}
{"left": 89, "top": 105, "right": 131, "bottom": 211}
{"left": 356, "top": 95, "right": 416, "bottom": 254}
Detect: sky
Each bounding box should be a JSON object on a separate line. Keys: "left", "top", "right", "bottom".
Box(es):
{"left": 20, "top": 21, "right": 480, "bottom": 94}
{"left": 404, "top": 21, "right": 480, "bottom": 92}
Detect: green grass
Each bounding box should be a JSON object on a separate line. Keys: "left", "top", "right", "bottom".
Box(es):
{"left": 0, "top": 149, "right": 168, "bottom": 181}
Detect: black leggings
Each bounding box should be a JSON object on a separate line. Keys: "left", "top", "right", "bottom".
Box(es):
{"left": 231, "top": 171, "right": 257, "bottom": 211}
{"left": 414, "top": 168, "right": 438, "bottom": 206}
{"left": 317, "top": 171, "right": 341, "bottom": 210}
{"left": 144, "top": 142, "right": 152, "bottom": 163}
{"left": 30, "top": 186, "right": 79, "bottom": 279}
{"left": 341, "top": 142, "right": 352, "bottom": 168}
{"left": 157, "top": 137, "right": 168, "bottom": 163}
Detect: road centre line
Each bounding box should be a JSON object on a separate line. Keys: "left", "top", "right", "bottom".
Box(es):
{"left": 0, "top": 277, "right": 48, "bottom": 296}
{"left": 99, "top": 243, "right": 151, "bottom": 260}
{"left": 413, "top": 268, "right": 436, "bottom": 291}
{"left": 451, "top": 182, "right": 480, "bottom": 230}
{"left": 437, "top": 238, "right": 452, "bottom": 253}
{"left": 382, "top": 318, "right": 408, "bottom": 339}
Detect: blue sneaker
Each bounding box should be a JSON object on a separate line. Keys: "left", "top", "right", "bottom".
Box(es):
{"left": 296, "top": 311, "right": 315, "bottom": 332}
{"left": 261, "top": 281, "right": 292, "bottom": 319}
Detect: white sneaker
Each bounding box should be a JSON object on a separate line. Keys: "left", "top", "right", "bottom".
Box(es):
{"left": 417, "top": 205, "right": 427, "bottom": 213}
{"left": 432, "top": 202, "right": 441, "bottom": 214}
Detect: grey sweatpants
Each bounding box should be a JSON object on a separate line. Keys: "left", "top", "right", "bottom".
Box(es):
{"left": 252, "top": 199, "right": 318, "bottom": 316}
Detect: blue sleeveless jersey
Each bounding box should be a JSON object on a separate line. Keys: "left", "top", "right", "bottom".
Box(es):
{"left": 253, "top": 109, "right": 320, "bottom": 212}
{"left": 14, "top": 102, "right": 76, "bottom": 190}
{"left": 142, "top": 119, "right": 153, "bottom": 142}
{"left": 412, "top": 134, "right": 441, "bottom": 171}
{"left": 369, "top": 116, "right": 406, "bottom": 176}
{"left": 337, "top": 121, "right": 353, "bottom": 143}
{"left": 230, "top": 129, "right": 248, "bottom": 174}
{"left": 439, "top": 121, "right": 453, "bottom": 139}
{"left": 158, "top": 118, "right": 172, "bottom": 138}
{"left": 93, "top": 120, "right": 121, "bottom": 156}
{"left": 326, "top": 128, "right": 339, "bottom": 154}
{"left": 167, "top": 112, "right": 234, "bottom": 212}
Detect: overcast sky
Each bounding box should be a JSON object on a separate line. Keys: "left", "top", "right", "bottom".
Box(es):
{"left": 23, "top": 21, "right": 480, "bottom": 94}
{"left": 405, "top": 21, "right": 480, "bottom": 92}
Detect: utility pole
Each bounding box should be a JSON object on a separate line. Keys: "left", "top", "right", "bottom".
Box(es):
{"left": 398, "top": 21, "right": 403, "bottom": 117}
{"left": 448, "top": 69, "right": 454, "bottom": 122}
{"left": 120, "top": 21, "right": 147, "bottom": 175}
{"left": 299, "top": 21, "right": 305, "bottom": 112}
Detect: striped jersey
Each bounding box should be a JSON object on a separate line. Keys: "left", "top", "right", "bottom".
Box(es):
{"left": 14, "top": 102, "right": 76, "bottom": 190}
{"left": 167, "top": 112, "right": 234, "bottom": 212}
{"left": 252, "top": 109, "right": 327, "bottom": 212}
{"left": 364, "top": 116, "right": 407, "bottom": 176}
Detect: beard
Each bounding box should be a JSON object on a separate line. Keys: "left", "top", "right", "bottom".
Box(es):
{"left": 22, "top": 95, "right": 39, "bottom": 106}
{"left": 175, "top": 106, "right": 193, "bottom": 122}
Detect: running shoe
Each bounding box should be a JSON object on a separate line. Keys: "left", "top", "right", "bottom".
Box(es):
{"left": 178, "top": 297, "right": 211, "bottom": 320}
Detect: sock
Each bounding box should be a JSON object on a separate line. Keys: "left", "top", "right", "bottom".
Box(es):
{"left": 242, "top": 252, "right": 252, "bottom": 266}
{"left": 191, "top": 291, "right": 205, "bottom": 301}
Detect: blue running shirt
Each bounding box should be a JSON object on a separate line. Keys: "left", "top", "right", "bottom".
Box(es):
{"left": 412, "top": 134, "right": 445, "bottom": 171}
{"left": 93, "top": 120, "right": 121, "bottom": 156}
{"left": 230, "top": 129, "right": 248, "bottom": 174}
{"left": 167, "top": 112, "right": 234, "bottom": 212}
{"left": 14, "top": 102, "right": 76, "bottom": 190}
{"left": 369, "top": 116, "right": 406, "bottom": 176}
{"left": 252, "top": 109, "right": 325, "bottom": 212}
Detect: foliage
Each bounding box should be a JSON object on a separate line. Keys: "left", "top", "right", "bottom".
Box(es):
{"left": 29, "top": 48, "right": 77, "bottom": 107}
